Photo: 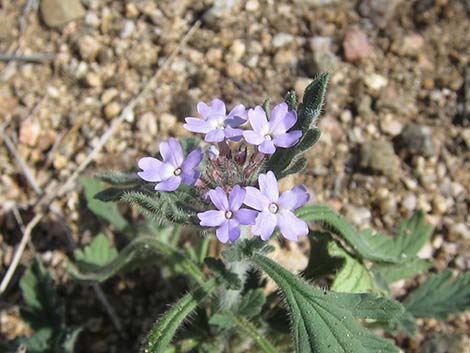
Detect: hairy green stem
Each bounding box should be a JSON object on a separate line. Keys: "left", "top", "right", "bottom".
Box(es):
{"left": 235, "top": 316, "right": 281, "bottom": 353}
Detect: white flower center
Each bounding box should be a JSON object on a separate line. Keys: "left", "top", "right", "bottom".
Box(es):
{"left": 264, "top": 134, "right": 273, "bottom": 140}
{"left": 210, "top": 115, "right": 226, "bottom": 129}
{"left": 268, "top": 202, "right": 279, "bottom": 214}
{"left": 174, "top": 168, "right": 182, "bottom": 176}
{"left": 225, "top": 210, "right": 233, "bottom": 219}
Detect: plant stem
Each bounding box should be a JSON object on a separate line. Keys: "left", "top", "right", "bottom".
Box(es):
{"left": 235, "top": 316, "right": 281, "bottom": 353}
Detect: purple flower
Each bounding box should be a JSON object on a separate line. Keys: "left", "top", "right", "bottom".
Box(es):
{"left": 184, "top": 98, "right": 248, "bottom": 143}
{"left": 244, "top": 171, "right": 309, "bottom": 241}
{"left": 243, "top": 103, "right": 302, "bottom": 154}
{"left": 138, "top": 138, "right": 203, "bottom": 192}
{"left": 198, "top": 185, "right": 258, "bottom": 243}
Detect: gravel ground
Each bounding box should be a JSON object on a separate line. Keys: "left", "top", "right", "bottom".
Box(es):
{"left": 0, "top": 0, "right": 469, "bottom": 352}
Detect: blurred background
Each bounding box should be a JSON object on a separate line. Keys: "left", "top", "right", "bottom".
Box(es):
{"left": 0, "top": 0, "right": 469, "bottom": 352}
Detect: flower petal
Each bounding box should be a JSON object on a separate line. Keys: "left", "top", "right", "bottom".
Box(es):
{"left": 198, "top": 210, "right": 226, "bottom": 227}
{"left": 184, "top": 118, "right": 213, "bottom": 133}
{"left": 252, "top": 211, "right": 277, "bottom": 241}
{"left": 268, "top": 102, "right": 289, "bottom": 134}
{"left": 227, "top": 103, "right": 248, "bottom": 122}
{"left": 270, "top": 104, "right": 297, "bottom": 135}
{"left": 181, "top": 169, "right": 200, "bottom": 186}
{"left": 248, "top": 106, "right": 269, "bottom": 134}
{"left": 216, "top": 221, "right": 230, "bottom": 243}
{"left": 273, "top": 130, "right": 302, "bottom": 148}
{"left": 277, "top": 210, "right": 309, "bottom": 241}
{"left": 259, "top": 171, "right": 279, "bottom": 202}
{"left": 278, "top": 185, "right": 310, "bottom": 211}
{"left": 137, "top": 157, "right": 170, "bottom": 182}
{"left": 155, "top": 176, "right": 181, "bottom": 191}
{"left": 208, "top": 187, "right": 229, "bottom": 211}
{"left": 228, "top": 185, "right": 245, "bottom": 210}
{"left": 224, "top": 127, "right": 243, "bottom": 141}
{"left": 243, "top": 130, "right": 265, "bottom": 145}
{"left": 258, "top": 140, "right": 276, "bottom": 154}
{"left": 197, "top": 101, "right": 210, "bottom": 117}
{"left": 160, "top": 138, "right": 183, "bottom": 167}
{"left": 205, "top": 129, "right": 225, "bottom": 143}
{"left": 181, "top": 148, "right": 203, "bottom": 171}
{"left": 244, "top": 186, "right": 269, "bottom": 211}
{"left": 235, "top": 209, "right": 258, "bottom": 225}
{"left": 228, "top": 220, "right": 241, "bottom": 242}
{"left": 209, "top": 98, "right": 226, "bottom": 115}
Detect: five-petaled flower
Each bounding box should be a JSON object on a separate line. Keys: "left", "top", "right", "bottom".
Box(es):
{"left": 138, "top": 138, "right": 203, "bottom": 192}
{"left": 197, "top": 186, "right": 258, "bottom": 243}
{"left": 184, "top": 98, "right": 248, "bottom": 143}
{"left": 243, "top": 102, "right": 302, "bottom": 154}
{"left": 244, "top": 171, "right": 309, "bottom": 241}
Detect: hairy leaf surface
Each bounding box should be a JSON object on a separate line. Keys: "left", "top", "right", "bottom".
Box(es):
{"left": 253, "top": 254, "right": 401, "bottom": 353}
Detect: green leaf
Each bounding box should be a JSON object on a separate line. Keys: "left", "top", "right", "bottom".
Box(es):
{"left": 222, "top": 237, "right": 271, "bottom": 262}
{"left": 374, "top": 258, "right": 433, "bottom": 284}
{"left": 141, "top": 279, "right": 217, "bottom": 353}
{"left": 80, "top": 177, "right": 129, "bottom": 231}
{"left": 390, "top": 211, "right": 433, "bottom": 257}
{"left": 25, "top": 328, "right": 53, "bottom": 352}
{"left": 60, "top": 327, "right": 82, "bottom": 353}
{"left": 252, "top": 254, "right": 401, "bottom": 353}
{"left": 284, "top": 90, "right": 297, "bottom": 110}
{"left": 278, "top": 156, "right": 307, "bottom": 179}
{"left": 74, "top": 233, "right": 118, "bottom": 271}
{"left": 69, "top": 235, "right": 205, "bottom": 286}
{"left": 329, "top": 240, "right": 380, "bottom": 294}
{"left": 238, "top": 288, "right": 266, "bottom": 318}
{"left": 96, "top": 170, "right": 142, "bottom": 186}
{"left": 404, "top": 270, "right": 470, "bottom": 320}
{"left": 303, "top": 231, "right": 344, "bottom": 279}
{"left": 295, "top": 73, "right": 329, "bottom": 133}
{"left": 19, "top": 259, "right": 62, "bottom": 331}
{"left": 297, "top": 204, "right": 403, "bottom": 263}
{"left": 204, "top": 257, "right": 242, "bottom": 290}
{"left": 208, "top": 312, "right": 234, "bottom": 329}
{"left": 94, "top": 187, "right": 134, "bottom": 202}
{"left": 295, "top": 128, "right": 321, "bottom": 152}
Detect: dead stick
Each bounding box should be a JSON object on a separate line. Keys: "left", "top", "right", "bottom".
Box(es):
{"left": 0, "top": 213, "right": 42, "bottom": 294}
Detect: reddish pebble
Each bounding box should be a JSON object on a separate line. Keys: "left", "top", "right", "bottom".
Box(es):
{"left": 343, "top": 27, "right": 372, "bottom": 62}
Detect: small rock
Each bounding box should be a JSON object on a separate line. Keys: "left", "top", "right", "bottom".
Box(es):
{"left": 273, "top": 49, "right": 297, "bottom": 66}
{"left": 101, "top": 88, "right": 118, "bottom": 105}
{"left": 229, "top": 40, "right": 246, "bottom": 62}
{"left": 359, "top": 139, "right": 397, "bottom": 176}
{"left": 127, "top": 42, "right": 158, "bottom": 69}
{"left": 450, "top": 223, "right": 470, "bottom": 240}
{"left": 272, "top": 33, "right": 295, "bottom": 48}
{"left": 104, "top": 102, "right": 121, "bottom": 119}
{"left": 398, "top": 124, "right": 435, "bottom": 157}
{"left": 343, "top": 27, "right": 372, "bottom": 62}
{"left": 293, "top": 0, "right": 340, "bottom": 6}
{"left": 77, "top": 35, "right": 101, "bottom": 62}
{"left": 84, "top": 12, "right": 100, "bottom": 28}
{"left": 245, "top": 0, "right": 259, "bottom": 11}
{"left": 85, "top": 72, "right": 102, "bottom": 87}
{"left": 40, "top": 0, "right": 85, "bottom": 28}
{"left": 343, "top": 205, "right": 371, "bottom": 227}
{"left": 159, "top": 113, "right": 177, "bottom": 134}
{"left": 401, "top": 194, "right": 417, "bottom": 212}
{"left": 226, "top": 62, "right": 244, "bottom": 77}
{"left": 204, "top": 0, "right": 240, "bottom": 25}
{"left": 120, "top": 20, "right": 135, "bottom": 38}
{"left": 125, "top": 3, "right": 140, "bottom": 18}
{"left": 358, "top": 0, "right": 402, "bottom": 29}
{"left": 393, "top": 33, "right": 424, "bottom": 57}
{"left": 380, "top": 114, "right": 403, "bottom": 136}
{"left": 363, "top": 73, "right": 388, "bottom": 91}
{"left": 19, "top": 120, "right": 41, "bottom": 147}
{"left": 309, "top": 36, "right": 339, "bottom": 72}
{"left": 422, "top": 333, "right": 470, "bottom": 353}
{"left": 432, "top": 194, "right": 448, "bottom": 214}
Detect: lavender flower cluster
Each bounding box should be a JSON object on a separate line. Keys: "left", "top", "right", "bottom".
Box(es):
{"left": 137, "top": 99, "right": 309, "bottom": 243}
